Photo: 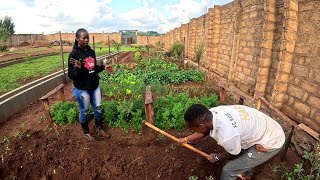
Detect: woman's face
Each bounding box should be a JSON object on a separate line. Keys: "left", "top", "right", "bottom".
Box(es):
{"left": 77, "top": 31, "right": 89, "bottom": 48}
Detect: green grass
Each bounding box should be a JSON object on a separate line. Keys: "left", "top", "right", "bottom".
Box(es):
{"left": 0, "top": 45, "right": 146, "bottom": 94}
{"left": 0, "top": 54, "right": 68, "bottom": 94}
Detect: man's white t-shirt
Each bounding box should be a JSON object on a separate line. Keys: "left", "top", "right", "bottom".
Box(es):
{"left": 209, "top": 105, "right": 285, "bottom": 155}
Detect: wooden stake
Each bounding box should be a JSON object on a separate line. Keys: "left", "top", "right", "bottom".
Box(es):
{"left": 219, "top": 87, "right": 225, "bottom": 103}
{"left": 256, "top": 94, "right": 300, "bottom": 129}
{"left": 59, "top": 31, "right": 66, "bottom": 84}
{"left": 93, "top": 36, "right": 95, "bottom": 51}
{"left": 256, "top": 99, "right": 261, "bottom": 110}
{"left": 281, "top": 125, "right": 294, "bottom": 161}
{"left": 298, "top": 123, "right": 320, "bottom": 142}
{"left": 144, "top": 85, "right": 154, "bottom": 124}
{"left": 144, "top": 122, "right": 210, "bottom": 158}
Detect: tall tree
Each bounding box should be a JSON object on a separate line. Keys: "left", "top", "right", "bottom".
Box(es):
{"left": 0, "top": 16, "right": 14, "bottom": 51}
{"left": 0, "top": 16, "right": 15, "bottom": 35}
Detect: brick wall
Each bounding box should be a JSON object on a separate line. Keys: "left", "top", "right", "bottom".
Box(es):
{"left": 161, "top": 0, "right": 320, "bottom": 132}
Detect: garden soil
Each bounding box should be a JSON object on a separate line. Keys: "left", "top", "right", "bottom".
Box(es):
{"left": 0, "top": 51, "right": 301, "bottom": 180}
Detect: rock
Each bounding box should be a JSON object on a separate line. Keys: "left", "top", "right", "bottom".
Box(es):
{"left": 196, "top": 156, "right": 205, "bottom": 164}
{"left": 105, "top": 155, "right": 111, "bottom": 161}
{"left": 159, "top": 166, "right": 167, "bottom": 172}
{"left": 168, "top": 169, "right": 174, "bottom": 176}
{"left": 173, "top": 161, "right": 183, "bottom": 169}
{"left": 84, "top": 159, "right": 88, "bottom": 165}
{"left": 108, "top": 165, "right": 123, "bottom": 175}
{"left": 199, "top": 169, "right": 206, "bottom": 177}
{"left": 9, "top": 47, "right": 17, "bottom": 52}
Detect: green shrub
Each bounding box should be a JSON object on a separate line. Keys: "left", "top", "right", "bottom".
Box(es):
{"left": 134, "top": 51, "right": 142, "bottom": 63}
{"left": 0, "top": 45, "right": 6, "bottom": 52}
{"left": 272, "top": 144, "right": 320, "bottom": 179}
{"left": 170, "top": 41, "right": 183, "bottom": 61}
{"left": 50, "top": 101, "right": 78, "bottom": 125}
{"left": 194, "top": 40, "right": 205, "bottom": 65}
{"left": 113, "top": 42, "right": 122, "bottom": 51}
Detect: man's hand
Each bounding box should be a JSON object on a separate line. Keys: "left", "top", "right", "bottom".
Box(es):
{"left": 177, "top": 137, "right": 188, "bottom": 145}
{"left": 71, "top": 57, "right": 82, "bottom": 68}
{"left": 207, "top": 153, "right": 219, "bottom": 163}
{"left": 105, "top": 64, "right": 113, "bottom": 73}
{"left": 177, "top": 138, "right": 185, "bottom": 144}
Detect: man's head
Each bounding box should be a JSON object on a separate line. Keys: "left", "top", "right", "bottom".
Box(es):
{"left": 75, "top": 28, "right": 89, "bottom": 49}
{"left": 184, "top": 104, "right": 213, "bottom": 134}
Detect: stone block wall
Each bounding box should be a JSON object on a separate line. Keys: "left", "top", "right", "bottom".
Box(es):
{"left": 161, "top": 0, "right": 320, "bottom": 133}
{"left": 282, "top": 0, "right": 320, "bottom": 132}
{"left": 9, "top": 32, "right": 161, "bottom": 47}
{"left": 7, "top": 34, "right": 46, "bottom": 46}
{"left": 136, "top": 36, "right": 161, "bottom": 45}
{"left": 44, "top": 32, "right": 121, "bottom": 44}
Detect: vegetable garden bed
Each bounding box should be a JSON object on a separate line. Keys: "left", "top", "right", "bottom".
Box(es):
{"left": 0, "top": 51, "right": 305, "bottom": 180}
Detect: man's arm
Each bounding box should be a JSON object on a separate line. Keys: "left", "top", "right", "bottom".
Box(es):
{"left": 178, "top": 132, "right": 208, "bottom": 144}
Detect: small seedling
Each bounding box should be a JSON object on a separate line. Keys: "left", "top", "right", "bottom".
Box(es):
{"left": 188, "top": 175, "right": 198, "bottom": 180}
{"left": 156, "top": 134, "right": 165, "bottom": 141}
{"left": 38, "top": 115, "right": 47, "bottom": 124}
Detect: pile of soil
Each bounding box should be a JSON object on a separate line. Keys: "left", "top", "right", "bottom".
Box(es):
{"left": 29, "top": 41, "right": 51, "bottom": 48}
{"left": 18, "top": 42, "right": 31, "bottom": 47}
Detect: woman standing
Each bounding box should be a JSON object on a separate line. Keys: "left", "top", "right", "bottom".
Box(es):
{"left": 68, "top": 28, "right": 112, "bottom": 141}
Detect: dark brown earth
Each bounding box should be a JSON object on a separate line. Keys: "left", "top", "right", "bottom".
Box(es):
{"left": 0, "top": 50, "right": 302, "bottom": 180}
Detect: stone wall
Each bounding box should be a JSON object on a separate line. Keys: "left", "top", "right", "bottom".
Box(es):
{"left": 136, "top": 35, "right": 161, "bottom": 45}
{"left": 161, "top": 0, "right": 320, "bottom": 133}
{"left": 282, "top": 0, "right": 320, "bottom": 132}
{"left": 8, "top": 32, "right": 161, "bottom": 46}
{"left": 44, "top": 32, "right": 121, "bottom": 44}
{"left": 8, "top": 34, "right": 46, "bottom": 46}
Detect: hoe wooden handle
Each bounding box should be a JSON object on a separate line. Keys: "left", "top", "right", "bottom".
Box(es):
{"left": 144, "top": 121, "right": 210, "bottom": 158}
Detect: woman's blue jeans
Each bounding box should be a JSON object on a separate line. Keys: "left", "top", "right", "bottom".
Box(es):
{"left": 73, "top": 86, "right": 102, "bottom": 123}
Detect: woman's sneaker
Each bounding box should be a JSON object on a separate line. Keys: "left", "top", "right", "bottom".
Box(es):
{"left": 84, "top": 133, "right": 95, "bottom": 141}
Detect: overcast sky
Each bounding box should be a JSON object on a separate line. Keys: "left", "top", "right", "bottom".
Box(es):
{"left": 0, "top": 0, "right": 233, "bottom": 34}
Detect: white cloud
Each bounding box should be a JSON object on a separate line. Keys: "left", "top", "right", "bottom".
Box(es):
{"left": 0, "top": 0, "right": 233, "bottom": 34}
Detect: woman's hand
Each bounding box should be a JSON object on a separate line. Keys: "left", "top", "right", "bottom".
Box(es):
{"left": 71, "top": 57, "right": 82, "bottom": 68}
{"left": 105, "top": 64, "right": 113, "bottom": 73}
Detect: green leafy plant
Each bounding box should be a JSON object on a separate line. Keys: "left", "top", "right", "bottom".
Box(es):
{"left": 272, "top": 144, "right": 320, "bottom": 179}
{"left": 134, "top": 51, "right": 143, "bottom": 63}
{"left": 154, "top": 92, "right": 219, "bottom": 131}
{"left": 113, "top": 42, "right": 122, "bottom": 51}
{"left": 189, "top": 176, "right": 198, "bottom": 180}
{"left": 155, "top": 41, "right": 164, "bottom": 50}
{"left": 50, "top": 101, "right": 78, "bottom": 125}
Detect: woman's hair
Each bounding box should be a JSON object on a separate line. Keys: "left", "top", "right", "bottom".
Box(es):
{"left": 74, "top": 28, "right": 88, "bottom": 45}
{"left": 184, "top": 104, "right": 212, "bottom": 126}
